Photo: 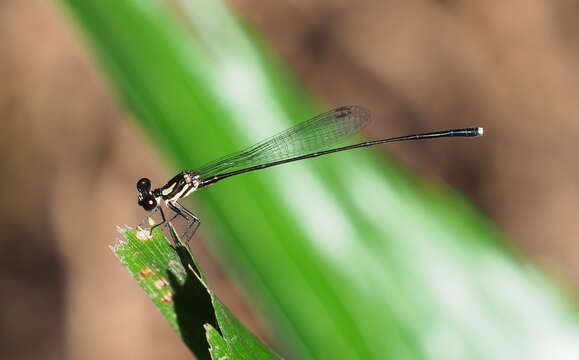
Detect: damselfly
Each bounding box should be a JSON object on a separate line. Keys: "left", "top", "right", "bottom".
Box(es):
{"left": 137, "top": 106, "right": 483, "bottom": 240}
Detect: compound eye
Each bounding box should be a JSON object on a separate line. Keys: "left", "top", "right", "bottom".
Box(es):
{"left": 137, "top": 178, "right": 152, "bottom": 193}
{"left": 138, "top": 194, "right": 157, "bottom": 211}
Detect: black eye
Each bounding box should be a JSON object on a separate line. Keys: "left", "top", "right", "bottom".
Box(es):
{"left": 137, "top": 178, "right": 151, "bottom": 193}
{"left": 138, "top": 194, "right": 157, "bottom": 211}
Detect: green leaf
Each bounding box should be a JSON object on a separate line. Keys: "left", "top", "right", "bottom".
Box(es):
{"left": 113, "top": 226, "right": 279, "bottom": 359}
{"left": 211, "top": 295, "right": 280, "bottom": 360}
{"left": 62, "top": 0, "right": 579, "bottom": 359}
{"left": 205, "top": 324, "right": 236, "bottom": 360}
{"left": 113, "top": 226, "right": 215, "bottom": 358}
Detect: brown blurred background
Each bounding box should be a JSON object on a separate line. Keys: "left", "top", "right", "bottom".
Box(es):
{"left": 2, "top": 0, "right": 579, "bottom": 359}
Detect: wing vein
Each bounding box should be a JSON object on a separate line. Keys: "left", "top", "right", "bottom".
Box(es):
{"left": 194, "top": 106, "right": 369, "bottom": 180}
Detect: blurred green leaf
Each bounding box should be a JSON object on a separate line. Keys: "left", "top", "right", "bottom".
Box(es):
{"left": 63, "top": 0, "right": 579, "bottom": 359}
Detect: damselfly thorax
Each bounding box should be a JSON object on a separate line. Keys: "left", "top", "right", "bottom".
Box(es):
{"left": 157, "top": 171, "right": 201, "bottom": 203}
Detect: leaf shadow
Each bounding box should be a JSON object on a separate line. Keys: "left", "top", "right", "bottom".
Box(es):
{"left": 166, "top": 242, "right": 219, "bottom": 360}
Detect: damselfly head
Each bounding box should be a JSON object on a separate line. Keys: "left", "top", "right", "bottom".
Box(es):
{"left": 137, "top": 178, "right": 152, "bottom": 193}
{"left": 137, "top": 178, "right": 158, "bottom": 211}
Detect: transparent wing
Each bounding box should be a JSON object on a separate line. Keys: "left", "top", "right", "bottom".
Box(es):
{"left": 194, "top": 106, "right": 370, "bottom": 180}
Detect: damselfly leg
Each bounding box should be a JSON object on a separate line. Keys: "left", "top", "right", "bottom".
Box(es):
{"left": 167, "top": 201, "right": 201, "bottom": 242}
{"left": 137, "top": 202, "right": 200, "bottom": 243}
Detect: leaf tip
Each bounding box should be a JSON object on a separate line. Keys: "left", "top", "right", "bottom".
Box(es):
{"left": 135, "top": 226, "right": 154, "bottom": 241}
{"left": 116, "top": 225, "right": 131, "bottom": 234}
